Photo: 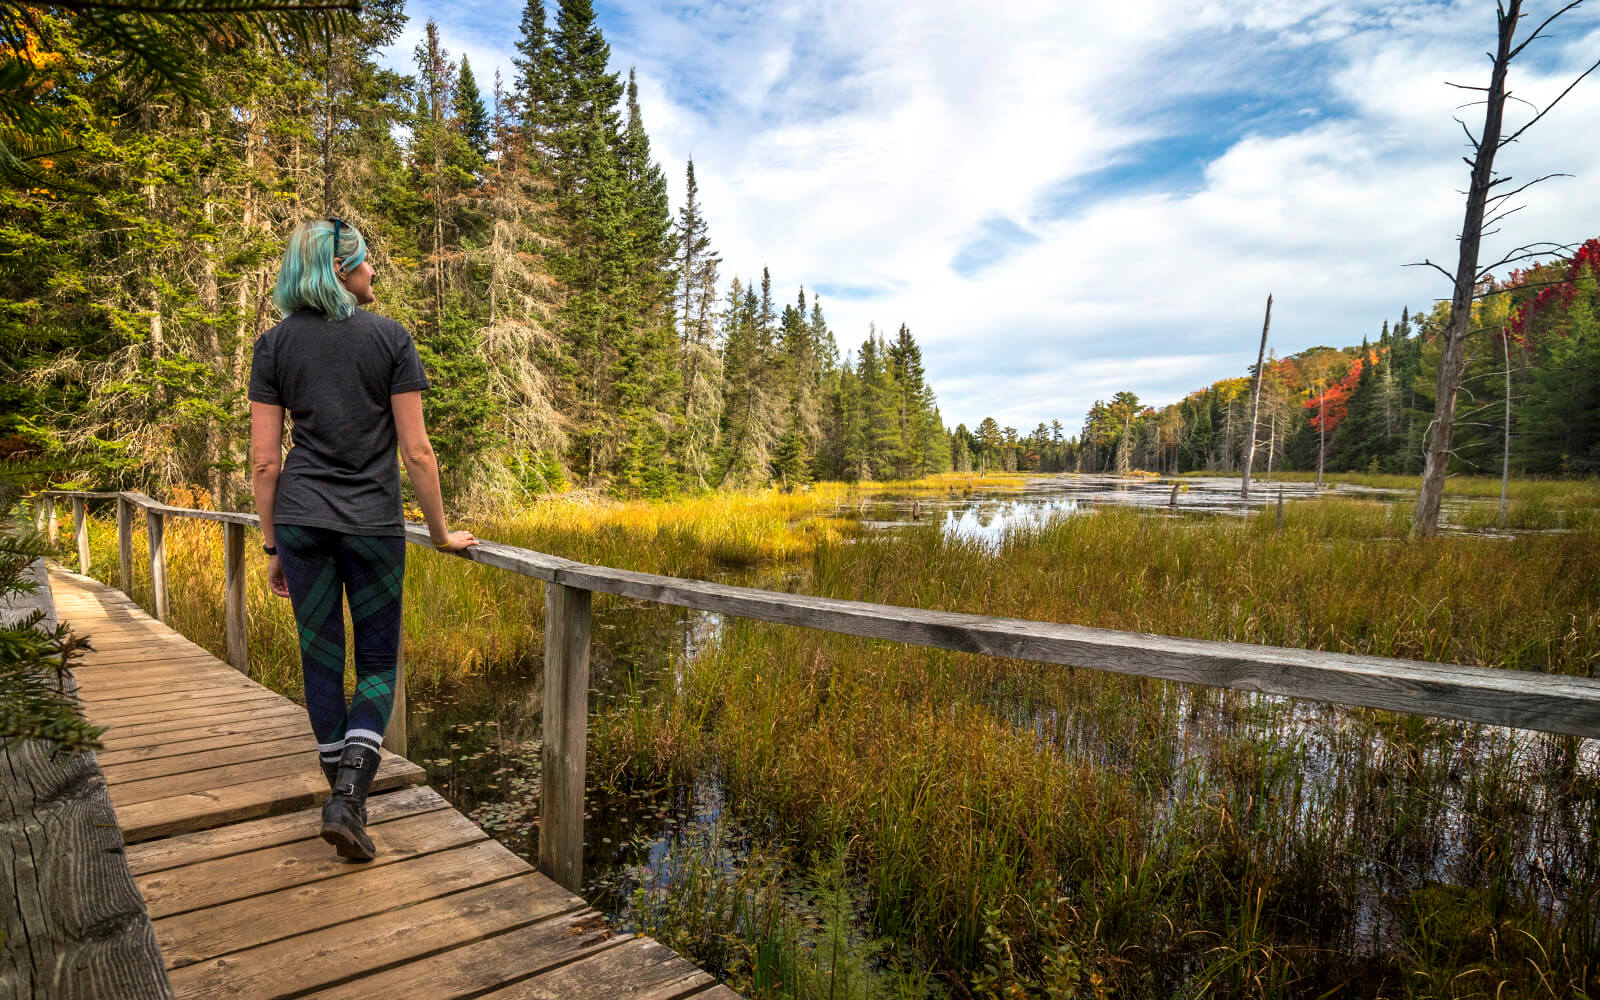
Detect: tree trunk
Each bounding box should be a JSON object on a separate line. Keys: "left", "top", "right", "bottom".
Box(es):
{"left": 1317, "top": 386, "right": 1326, "bottom": 489}
{"left": 1500, "top": 324, "right": 1512, "bottom": 528}
{"left": 1413, "top": 0, "right": 1520, "bottom": 537}
{"left": 1241, "top": 293, "right": 1272, "bottom": 498}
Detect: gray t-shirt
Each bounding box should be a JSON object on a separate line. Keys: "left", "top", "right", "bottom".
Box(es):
{"left": 248, "top": 308, "right": 430, "bottom": 536}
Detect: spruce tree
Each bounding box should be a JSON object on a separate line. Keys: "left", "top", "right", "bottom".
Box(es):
{"left": 455, "top": 56, "right": 491, "bottom": 158}
{"left": 512, "top": 0, "right": 557, "bottom": 159}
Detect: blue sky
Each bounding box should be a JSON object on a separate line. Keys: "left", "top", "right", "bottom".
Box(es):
{"left": 380, "top": 1, "right": 1600, "bottom": 432}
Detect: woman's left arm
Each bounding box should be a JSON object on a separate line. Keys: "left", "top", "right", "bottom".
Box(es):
{"left": 250, "top": 402, "right": 290, "bottom": 597}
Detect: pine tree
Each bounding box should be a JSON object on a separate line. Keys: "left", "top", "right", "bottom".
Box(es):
{"left": 455, "top": 56, "right": 490, "bottom": 158}
{"left": 512, "top": 0, "right": 557, "bottom": 159}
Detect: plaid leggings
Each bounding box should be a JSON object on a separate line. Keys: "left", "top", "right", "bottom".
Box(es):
{"left": 275, "top": 524, "right": 406, "bottom": 765}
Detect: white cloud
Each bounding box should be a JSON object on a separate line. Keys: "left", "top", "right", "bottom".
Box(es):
{"left": 387, "top": 1, "right": 1600, "bottom": 433}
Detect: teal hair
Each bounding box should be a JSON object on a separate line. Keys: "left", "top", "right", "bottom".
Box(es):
{"left": 271, "top": 219, "right": 369, "bottom": 321}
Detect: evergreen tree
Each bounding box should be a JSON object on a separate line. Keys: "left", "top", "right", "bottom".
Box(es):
{"left": 511, "top": 0, "right": 557, "bottom": 159}
{"left": 455, "top": 56, "right": 490, "bottom": 158}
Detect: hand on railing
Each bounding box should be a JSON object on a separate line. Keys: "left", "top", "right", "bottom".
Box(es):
{"left": 433, "top": 530, "right": 479, "bottom": 554}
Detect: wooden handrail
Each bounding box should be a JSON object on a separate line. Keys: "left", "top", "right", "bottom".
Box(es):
{"left": 34, "top": 489, "right": 1600, "bottom": 893}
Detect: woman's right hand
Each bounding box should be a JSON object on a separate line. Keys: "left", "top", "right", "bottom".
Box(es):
{"left": 434, "top": 530, "right": 479, "bottom": 553}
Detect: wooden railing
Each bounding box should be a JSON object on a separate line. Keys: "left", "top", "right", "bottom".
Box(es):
{"left": 32, "top": 489, "right": 1600, "bottom": 894}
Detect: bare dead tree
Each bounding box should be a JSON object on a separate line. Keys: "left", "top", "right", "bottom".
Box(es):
{"left": 1241, "top": 293, "right": 1272, "bottom": 499}
{"left": 1411, "top": 0, "right": 1600, "bottom": 537}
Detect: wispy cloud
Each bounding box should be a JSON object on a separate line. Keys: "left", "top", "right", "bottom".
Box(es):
{"left": 385, "top": 1, "right": 1600, "bottom": 432}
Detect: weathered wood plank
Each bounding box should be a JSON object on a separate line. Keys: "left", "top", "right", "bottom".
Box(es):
{"left": 223, "top": 521, "right": 247, "bottom": 674}
{"left": 507, "top": 559, "right": 1600, "bottom": 740}
{"left": 117, "top": 498, "right": 134, "bottom": 594}
{"left": 164, "top": 875, "right": 581, "bottom": 1000}
{"left": 109, "top": 749, "right": 320, "bottom": 806}
{"left": 97, "top": 702, "right": 308, "bottom": 743}
{"left": 77, "top": 673, "right": 261, "bottom": 705}
{"left": 135, "top": 784, "right": 477, "bottom": 918}
{"left": 540, "top": 582, "right": 590, "bottom": 893}
{"left": 73, "top": 497, "right": 90, "bottom": 573}
{"left": 95, "top": 722, "right": 313, "bottom": 769}
{"left": 0, "top": 561, "right": 173, "bottom": 1000}
{"left": 153, "top": 838, "right": 534, "bottom": 967}
{"left": 90, "top": 691, "right": 291, "bottom": 728}
{"left": 113, "top": 753, "right": 425, "bottom": 843}
{"left": 94, "top": 707, "right": 311, "bottom": 753}
{"left": 475, "top": 936, "right": 715, "bottom": 1000}
{"left": 300, "top": 915, "right": 627, "bottom": 1000}
{"left": 145, "top": 509, "right": 167, "bottom": 622}
{"left": 384, "top": 641, "right": 407, "bottom": 756}
{"left": 124, "top": 786, "right": 450, "bottom": 876}
{"left": 101, "top": 734, "right": 309, "bottom": 785}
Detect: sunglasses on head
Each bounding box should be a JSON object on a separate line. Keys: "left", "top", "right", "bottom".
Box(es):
{"left": 329, "top": 217, "right": 345, "bottom": 273}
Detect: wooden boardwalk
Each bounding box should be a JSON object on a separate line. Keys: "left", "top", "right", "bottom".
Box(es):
{"left": 52, "top": 567, "right": 737, "bottom": 1000}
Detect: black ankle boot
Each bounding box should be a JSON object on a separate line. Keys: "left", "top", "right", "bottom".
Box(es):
{"left": 319, "top": 757, "right": 339, "bottom": 790}
{"left": 320, "top": 744, "right": 381, "bottom": 861}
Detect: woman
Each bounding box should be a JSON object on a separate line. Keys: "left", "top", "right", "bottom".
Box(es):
{"left": 249, "top": 218, "right": 477, "bottom": 861}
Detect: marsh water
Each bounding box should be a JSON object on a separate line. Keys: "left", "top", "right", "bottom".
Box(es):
{"left": 401, "top": 475, "right": 1597, "bottom": 980}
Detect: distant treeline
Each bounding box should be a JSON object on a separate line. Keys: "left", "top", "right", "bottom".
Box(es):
{"left": 953, "top": 240, "right": 1600, "bottom": 480}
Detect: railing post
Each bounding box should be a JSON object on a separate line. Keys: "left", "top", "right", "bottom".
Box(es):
{"left": 73, "top": 498, "right": 90, "bottom": 573}
{"left": 117, "top": 497, "right": 134, "bottom": 594}
{"left": 31, "top": 496, "right": 45, "bottom": 533}
{"left": 46, "top": 497, "right": 58, "bottom": 539}
{"left": 383, "top": 644, "right": 407, "bottom": 757}
{"left": 539, "top": 582, "right": 591, "bottom": 894}
{"left": 145, "top": 508, "right": 168, "bottom": 621}
{"left": 223, "top": 521, "right": 247, "bottom": 674}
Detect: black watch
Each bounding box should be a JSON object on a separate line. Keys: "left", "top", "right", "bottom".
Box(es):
{"left": 263, "top": 545, "right": 278, "bottom": 556}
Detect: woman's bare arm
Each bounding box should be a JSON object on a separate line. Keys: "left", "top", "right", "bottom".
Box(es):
{"left": 392, "top": 391, "right": 476, "bottom": 552}
{"left": 251, "top": 402, "right": 285, "bottom": 547}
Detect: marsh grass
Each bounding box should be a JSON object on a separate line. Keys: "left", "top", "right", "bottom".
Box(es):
{"left": 55, "top": 482, "right": 1600, "bottom": 996}
{"left": 593, "top": 499, "right": 1600, "bottom": 996}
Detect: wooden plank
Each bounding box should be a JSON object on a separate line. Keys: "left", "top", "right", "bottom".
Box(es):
{"left": 445, "top": 545, "right": 1600, "bottom": 740}
{"left": 77, "top": 656, "right": 220, "bottom": 676}
{"left": 87, "top": 680, "right": 284, "bottom": 712}
{"left": 77, "top": 673, "right": 261, "bottom": 704}
{"left": 76, "top": 644, "right": 216, "bottom": 663}
{"left": 96, "top": 722, "right": 313, "bottom": 770}
{"left": 224, "top": 521, "right": 247, "bottom": 673}
{"left": 0, "top": 561, "right": 173, "bottom": 1000}
{"left": 90, "top": 690, "right": 291, "bottom": 728}
{"left": 114, "top": 753, "right": 425, "bottom": 843}
{"left": 153, "top": 838, "right": 535, "bottom": 967}
{"left": 109, "top": 749, "right": 320, "bottom": 806}
{"left": 164, "top": 875, "right": 583, "bottom": 1000}
{"left": 82, "top": 678, "right": 265, "bottom": 710}
{"left": 694, "top": 988, "right": 745, "bottom": 1000}
{"left": 540, "top": 582, "right": 590, "bottom": 893}
{"left": 146, "top": 509, "right": 167, "bottom": 622}
{"left": 70, "top": 625, "right": 195, "bottom": 643}
{"left": 102, "top": 734, "right": 309, "bottom": 785}
{"left": 301, "top": 912, "right": 627, "bottom": 1000}
{"left": 98, "top": 702, "right": 307, "bottom": 743}
{"left": 118, "top": 498, "right": 134, "bottom": 593}
{"left": 124, "top": 786, "right": 450, "bottom": 876}
{"left": 136, "top": 796, "right": 486, "bottom": 917}
{"left": 73, "top": 496, "right": 91, "bottom": 573}
{"left": 94, "top": 707, "right": 310, "bottom": 753}
{"left": 384, "top": 641, "right": 407, "bottom": 756}
{"left": 475, "top": 936, "right": 715, "bottom": 1000}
